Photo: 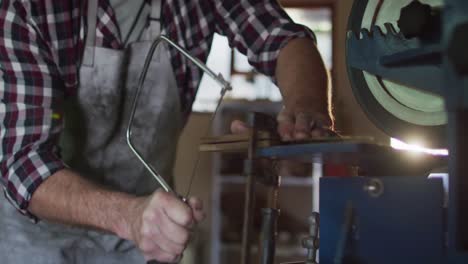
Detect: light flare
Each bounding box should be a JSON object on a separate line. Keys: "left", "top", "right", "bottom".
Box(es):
{"left": 390, "top": 138, "right": 448, "bottom": 156}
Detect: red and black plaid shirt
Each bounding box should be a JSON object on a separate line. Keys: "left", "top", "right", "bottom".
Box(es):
{"left": 0, "top": 0, "right": 315, "bottom": 217}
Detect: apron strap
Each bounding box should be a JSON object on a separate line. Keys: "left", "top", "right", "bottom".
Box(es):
{"left": 122, "top": 0, "right": 150, "bottom": 46}
{"left": 145, "top": 0, "right": 162, "bottom": 39}
{"left": 149, "top": 0, "right": 161, "bottom": 34}
{"left": 82, "top": 0, "right": 162, "bottom": 56}
{"left": 82, "top": 0, "right": 99, "bottom": 66}
{"left": 125, "top": 0, "right": 161, "bottom": 44}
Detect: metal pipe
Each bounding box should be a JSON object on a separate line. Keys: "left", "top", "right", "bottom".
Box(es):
{"left": 259, "top": 208, "right": 280, "bottom": 264}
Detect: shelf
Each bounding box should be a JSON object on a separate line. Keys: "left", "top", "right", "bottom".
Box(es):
{"left": 219, "top": 175, "right": 314, "bottom": 186}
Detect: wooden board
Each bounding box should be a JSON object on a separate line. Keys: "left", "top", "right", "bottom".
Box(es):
{"left": 199, "top": 139, "right": 276, "bottom": 152}
{"left": 199, "top": 133, "right": 375, "bottom": 153}
{"left": 200, "top": 131, "right": 272, "bottom": 144}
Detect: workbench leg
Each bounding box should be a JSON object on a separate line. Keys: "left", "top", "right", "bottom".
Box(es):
{"left": 258, "top": 208, "right": 280, "bottom": 264}
{"left": 240, "top": 159, "right": 256, "bottom": 264}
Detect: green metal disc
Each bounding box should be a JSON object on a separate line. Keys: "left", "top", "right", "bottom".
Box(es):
{"left": 347, "top": 0, "right": 447, "bottom": 148}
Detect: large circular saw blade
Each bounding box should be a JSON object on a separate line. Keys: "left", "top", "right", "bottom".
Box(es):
{"left": 347, "top": 0, "right": 446, "bottom": 148}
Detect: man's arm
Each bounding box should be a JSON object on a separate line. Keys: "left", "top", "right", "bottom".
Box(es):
{"left": 230, "top": 38, "right": 331, "bottom": 139}
{"left": 211, "top": 0, "right": 332, "bottom": 139}
{"left": 1, "top": 3, "right": 204, "bottom": 262}
{"left": 29, "top": 169, "right": 205, "bottom": 262}
{"left": 28, "top": 169, "right": 134, "bottom": 235}
{"left": 275, "top": 37, "right": 332, "bottom": 140}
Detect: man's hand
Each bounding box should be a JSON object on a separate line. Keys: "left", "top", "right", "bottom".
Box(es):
{"left": 275, "top": 37, "right": 334, "bottom": 140}
{"left": 230, "top": 110, "right": 333, "bottom": 141}
{"left": 230, "top": 37, "right": 333, "bottom": 140}
{"left": 28, "top": 169, "right": 205, "bottom": 263}
{"left": 127, "top": 190, "right": 205, "bottom": 263}
{"left": 276, "top": 107, "right": 333, "bottom": 140}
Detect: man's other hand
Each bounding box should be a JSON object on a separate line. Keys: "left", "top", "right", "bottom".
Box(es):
{"left": 128, "top": 190, "right": 205, "bottom": 263}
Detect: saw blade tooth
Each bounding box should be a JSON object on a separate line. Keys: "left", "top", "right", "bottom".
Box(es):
{"left": 360, "top": 28, "right": 371, "bottom": 40}
{"left": 384, "top": 23, "right": 398, "bottom": 36}
{"left": 371, "top": 25, "right": 385, "bottom": 38}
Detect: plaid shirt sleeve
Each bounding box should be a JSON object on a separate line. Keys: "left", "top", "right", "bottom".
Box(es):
{"left": 212, "top": 0, "right": 316, "bottom": 77}
{"left": 0, "top": 0, "right": 121, "bottom": 220}
{"left": 0, "top": 0, "right": 68, "bottom": 218}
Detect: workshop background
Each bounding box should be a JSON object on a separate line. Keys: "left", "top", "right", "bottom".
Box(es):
{"left": 172, "top": 0, "right": 387, "bottom": 263}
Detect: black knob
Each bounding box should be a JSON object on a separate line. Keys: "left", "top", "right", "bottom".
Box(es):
{"left": 397, "top": 0, "right": 433, "bottom": 39}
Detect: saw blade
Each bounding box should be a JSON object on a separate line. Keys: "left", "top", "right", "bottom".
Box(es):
{"left": 184, "top": 87, "right": 228, "bottom": 198}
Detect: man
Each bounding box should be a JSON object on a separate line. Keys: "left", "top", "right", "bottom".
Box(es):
{"left": 0, "top": 0, "right": 332, "bottom": 263}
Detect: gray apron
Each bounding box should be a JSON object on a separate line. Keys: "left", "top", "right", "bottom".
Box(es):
{"left": 0, "top": 0, "right": 182, "bottom": 263}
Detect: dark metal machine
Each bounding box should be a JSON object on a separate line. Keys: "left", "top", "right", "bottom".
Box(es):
{"left": 320, "top": 0, "right": 467, "bottom": 262}
{"left": 327, "top": 0, "right": 468, "bottom": 262}
{"left": 202, "top": 0, "right": 468, "bottom": 263}
{"left": 261, "top": 0, "right": 467, "bottom": 262}
{"left": 263, "top": 0, "right": 467, "bottom": 262}
{"left": 292, "top": 0, "right": 467, "bottom": 262}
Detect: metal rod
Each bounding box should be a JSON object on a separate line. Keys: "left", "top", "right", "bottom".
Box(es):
{"left": 159, "top": 36, "right": 232, "bottom": 90}
{"left": 259, "top": 208, "right": 280, "bottom": 264}
{"left": 240, "top": 114, "right": 259, "bottom": 264}
{"left": 240, "top": 161, "right": 256, "bottom": 264}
